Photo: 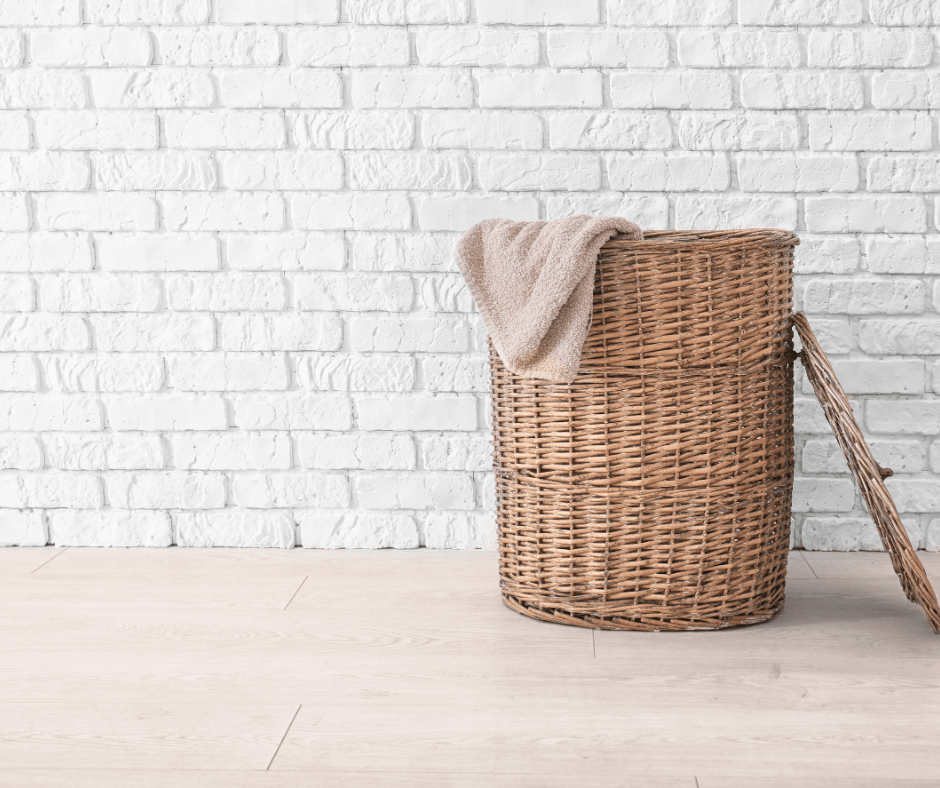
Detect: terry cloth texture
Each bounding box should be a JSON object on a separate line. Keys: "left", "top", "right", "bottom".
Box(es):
{"left": 456, "top": 216, "right": 643, "bottom": 384}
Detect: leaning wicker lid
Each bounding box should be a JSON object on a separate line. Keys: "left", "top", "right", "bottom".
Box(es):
{"left": 795, "top": 312, "right": 940, "bottom": 633}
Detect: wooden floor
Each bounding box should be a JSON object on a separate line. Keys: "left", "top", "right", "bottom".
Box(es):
{"left": 0, "top": 548, "right": 938, "bottom": 788}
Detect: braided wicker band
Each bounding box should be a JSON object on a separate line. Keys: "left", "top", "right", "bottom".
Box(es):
{"left": 794, "top": 313, "right": 940, "bottom": 633}
{"left": 491, "top": 230, "right": 798, "bottom": 631}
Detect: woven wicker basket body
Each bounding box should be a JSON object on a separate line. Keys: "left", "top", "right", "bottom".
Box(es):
{"left": 491, "top": 229, "right": 798, "bottom": 631}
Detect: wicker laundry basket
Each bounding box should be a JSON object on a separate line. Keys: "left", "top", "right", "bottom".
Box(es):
{"left": 490, "top": 229, "right": 798, "bottom": 631}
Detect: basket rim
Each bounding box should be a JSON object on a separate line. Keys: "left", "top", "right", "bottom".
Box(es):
{"left": 604, "top": 228, "right": 800, "bottom": 249}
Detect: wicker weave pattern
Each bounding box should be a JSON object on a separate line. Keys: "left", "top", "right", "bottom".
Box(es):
{"left": 491, "top": 230, "right": 798, "bottom": 631}
{"left": 794, "top": 313, "right": 940, "bottom": 633}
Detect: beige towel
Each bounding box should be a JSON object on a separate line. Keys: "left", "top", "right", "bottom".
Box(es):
{"left": 456, "top": 215, "right": 642, "bottom": 384}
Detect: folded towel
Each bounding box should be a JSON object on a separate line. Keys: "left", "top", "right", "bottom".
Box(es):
{"left": 456, "top": 215, "right": 643, "bottom": 384}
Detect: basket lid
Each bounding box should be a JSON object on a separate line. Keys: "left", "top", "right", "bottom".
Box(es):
{"left": 794, "top": 312, "right": 940, "bottom": 633}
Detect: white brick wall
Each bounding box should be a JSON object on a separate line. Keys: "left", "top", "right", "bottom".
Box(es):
{"left": 0, "top": 0, "right": 938, "bottom": 552}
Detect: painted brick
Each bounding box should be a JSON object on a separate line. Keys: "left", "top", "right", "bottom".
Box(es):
{"left": 85, "top": 0, "right": 209, "bottom": 24}
{"left": 32, "top": 27, "right": 151, "bottom": 67}
{"left": 794, "top": 236, "right": 860, "bottom": 274}
{"left": 860, "top": 321, "right": 940, "bottom": 355}
{"left": 549, "top": 112, "right": 671, "bottom": 150}
{"left": 175, "top": 510, "right": 295, "bottom": 549}
{"left": 94, "top": 152, "right": 216, "bottom": 191}
{"left": 868, "top": 400, "right": 940, "bottom": 434}
{"left": 676, "top": 111, "right": 800, "bottom": 150}
{"left": 349, "top": 316, "right": 468, "bottom": 352}
{"left": 166, "top": 273, "right": 286, "bottom": 311}
{"left": 296, "top": 353, "right": 416, "bottom": 392}
{"left": 346, "top": 0, "right": 468, "bottom": 24}
{"left": 216, "top": 0, "right": 338, "bottom": 23}
{"left": 290, "top": 27, "right": 409, "bottom": 67}
{"left": 37, "top": 192, "right": 157, "bottom": 231}
{"left": 547, "top": 30, "right": 668, "bottom": 67}
{"left": 803, "top": 279, "right": 925, "bottom": 315}
{"left": 164, "top": 110, "right": 285, "bottom": 149}
{"left": 417, "top": 28, "right": 539, "bottom": 66}
{"left": 417, "top": 433, "right": 492, "bottom": 471}
{"left": 40, "top": 274, "right": 162, "bottom": 312}
{"left": 92, "top": 314, "right": 214, "bottom": 351}
{"left": 225, "top": 232, "right": 345, "bottom": 272}
{"left": 0, "top": 71, "right": 85, "bottom": 108}
{"left": 803, "top": 439, "right": 924, "bottom": 475}
{"left": 220, "top": 313, "right": 342, "bottom": 352}
{"left": 299, "top": 511, "right": 418, "bottom": 549}
{"left": 0, "top": 473, "right": 102, "bottom": 508}
{"left": 611, "top": 71, "right": 733, "bottom": 110}
{"left": 886, "top": 480, "right": 940, "bottom": 513}
{"left": 231, "top": 392, "right": 352, "bottom": 430}
{"left": 0, "top": 355, "right": 39, "bottom": 391}
{"left": 171, "top": 432, "right": 292, "bottom": 470}
{"left": 44, "top": 433, "right": 164, "bottom": 470}
{"left": 867, "top": 157, "right": 940, "bottom": 193}
{"left": 35, "top": 110, "right": 158, "bottom": 150}
{"left": 478, "top": 154, "right": 600, "bottom": 191}
{"left": 354, "top": 472, "right": 475, "bottom": 510}
{"left": 424, "top": 511, "right": 496, "bottom": 549}
{"left": 347, "top": 152, "right": 471, "bottom": 191}
{"left": 802, "top": 516, "right": 920, "bottom": 551}
{"left": 675, "top": 195, "right": 797, "bottom": 231}
{"left": 801, "top": 360, "right": 924, "bottom": 395}
{"left": 738, "top": 0, "right": 863, "bottom": 25}
{"left": 107, "top": 394, "right": 226, "bottom": 431}
{"left": 0, "top": 233, "right": 93, "bottom": 273}
{"left": 418, "top": 356, "right": 489, "bottom": 392}
{"left": 356, "top": 396, "right": 476, "bottom": 430}
{"left": 609, "top": 0, "right": 732, "bottom": 25}
{"left": 0, "top": 436, "right": 43, "bottom": 469}
{"left": 91, "top": 69, "right": 213, "bottom": 108}
{"left": 607, "top": 153, "right": 730, "bottom": 191}
{"left": 0, "top": 510, "right": 46, "bottom": 547}
{"left": 737, "top": 153, "right": 858, "bottom": 192}
{"left": 864, "top": 236, "right": 940, "bottom": 275}
{"left": 423, "top": 112, "right": 541, "bottom": 150}
{"left": 808, "top": 113, "right": 931, "bottom": 152}
{"left": 168, "top": 353, "right": 289, "bottom": 391}
{"left": 106, "top": 472, "right": 225, "bottom": 509}
{"left": 478, "top": 70, "right": 602, "bottom": 108}
{"left": 41, "top": 354, "right": 163, "bottom": 392}
{"left": 871, "top": 73, "right": 940, "bottom": 111}
{"left": 0, "top": 0, "right": 81, "bottom": 25}
{"left": 869, "top": 0, "right": 938, "bottom": 25}
{"left": 0, "top": 315, "right": 89, "bottom": 351}
{"left": 416, "top": 194, "right": 538, "bottom": 231}
{"left": 0, "top": 111, "right": 30, "bottom": 149}
{"left": 416, "top": 274, "right": 473, "bottom": 312}
{"left": 0, "top": 275, "right": 32, "bottom": 311}
{"left": 232, "top": 472, "right": 349, "bottom": 508}
{"left": 161, "top": 193, "right": 284, "bottom": 231}
{"left": 219, "top": 69, "right": 342, "bottom": 108}
{"left": 156, "top": 26, "right": 280, "bottom": 66}
{"left": 298, "top": 432, "right": 415, "bottom": 470}
{"left": 96, "top": 233, "right": 219, "bottom": 271}
{"left": 293, "top": 111, "right": 414, "bottom": 150}
{"left": 352, "top": 68, "right": 472, "bottom": 109}
{"left": 219, "top": 150, "right": 346, "bottom": 190}
{"left": 678, "top": 30, "right": 800, "bottom": 68}
{"left": 293, "top": 273, "right": 413, "bottom": 312}
{"left": 545, "top": 194, "right": 670, "bottom": 228}
{"left": 741, "top": 72, "right": 863, "bottom": 109}
{"left": 791, "top": 478, "right": 856, "bottom": 512}
{"left": 291, "top": 192, "right": 410, "bottom": 231}
{"left": 350, "top": 233, "right": 457, "bottom": 273}
{"left": 808, "top": 30, "right": 934, "bottom": 68}
{"left": 804, "top": 196, "right": 926, "bottom": 233}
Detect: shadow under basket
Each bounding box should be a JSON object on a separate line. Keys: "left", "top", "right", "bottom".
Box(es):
{"left": 489, "top": 229, "right": 940, "bottom": 633}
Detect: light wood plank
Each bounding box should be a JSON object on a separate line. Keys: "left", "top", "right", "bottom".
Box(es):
{"left": 0, "top": 574, "right": 307, "bottom": 610}
{"left": 0, "top": 703, "right": 297, "bottom": 770}
{"left": 272, "top": 701, "right": 940, "bottom": 779}
{"left": 0, "top": 547, "right": 66, "bottom": 575}
{"left": 785, "top": 550, "right": 816, "bottom": 578}
{"left": 0, "top": 770, "right": 695, "bottom": 788}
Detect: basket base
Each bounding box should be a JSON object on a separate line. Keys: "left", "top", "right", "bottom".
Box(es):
{"left": 502, "top": 592, "right": 784, "bottom": 632}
